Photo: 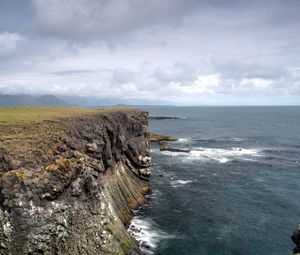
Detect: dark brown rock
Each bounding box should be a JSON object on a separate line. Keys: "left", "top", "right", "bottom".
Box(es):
{"left": 150, "top": 133, "right": 178, "bottom": 142}
{"left": 159, "top": 144, "right": 191, "bottom": 153}
{"left": 149, "top": 116, "right": 180, "bottom": 120}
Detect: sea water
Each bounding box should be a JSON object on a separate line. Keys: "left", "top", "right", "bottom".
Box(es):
{"left": 129, "top": 106, "right": 300, "bottom": 255}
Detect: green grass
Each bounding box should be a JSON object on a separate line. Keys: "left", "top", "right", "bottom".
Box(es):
{"left": 120, "top": 239, "right": 134, "bottom": 254}
{"left": 0, "top": 106, "right": 134, "bottom": 124}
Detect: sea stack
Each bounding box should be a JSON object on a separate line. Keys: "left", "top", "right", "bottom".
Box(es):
{"left": 0, "top": 108, "right": 151, "bottom": 254}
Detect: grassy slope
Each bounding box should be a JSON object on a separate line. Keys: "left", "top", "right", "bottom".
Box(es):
{"left": 0, "top": 106, "right": 135, "bottom": 123}
{"left": 0, "top": 107, "right": 134, "bottom": 151}
{"left": 0, "top": 107, "right": 100, "bottom": 124}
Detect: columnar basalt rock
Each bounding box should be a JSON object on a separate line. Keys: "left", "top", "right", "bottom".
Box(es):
{"left": 0, "top": 110, "right": 151, "bottom": 255}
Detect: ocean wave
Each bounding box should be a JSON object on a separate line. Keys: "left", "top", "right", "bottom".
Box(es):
{"left": 219, "top": 157, "right": 230, "bottom": 163}
{"left": 128, "top": 217, "right": 174, "bottom": 254}
{"left": 174, "top": 137, "right": 248, "bottom": 146}
{"left": 177, "top": 138, "right": 190, "bottom": 143}
{"left": 161, "top": 147, "right": 263, "bottom": 163}
{"left": 188, "top": 147, "right": 262, "bottom": 163}
{"left": 175, "top": 137, "right": 248, "bottom": 146}
{"left": 210, "top": 137, "right": 247, "bottom": 142}
{"left": 170, "top": 179, "right": 193, "bottom": 188}
{"left": 150, "top": 148, "right": 160, "bottom": 154}
{"left": 228, "top": 137, "right": 248, "bottom": 142}
{"left": 161, "top": 151, "right": 190, "bottom": 157}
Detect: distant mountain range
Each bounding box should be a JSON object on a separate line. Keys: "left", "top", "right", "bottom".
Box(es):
{"left": 59, "top": 95, "right": 171, "bottom": 107}
{"left": 0, "top": 94, "right": 172, "bottom": 107}
{"left": 0, "top": 94, "right": 68, "bottom": 107}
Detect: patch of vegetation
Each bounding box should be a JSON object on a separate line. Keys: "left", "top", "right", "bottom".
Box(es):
{"left": 0, "top": 107, "right": 99, "bottom": 124}
{"left": 0, "top": 106, "right": 141, "bottom": 157}
{"left": 120, "top": 239, "right": 134, "bottom": 254}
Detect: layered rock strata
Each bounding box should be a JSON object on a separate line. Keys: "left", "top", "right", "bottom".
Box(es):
{"left": 0, "top": 110, "right": 151, "bottom": 255}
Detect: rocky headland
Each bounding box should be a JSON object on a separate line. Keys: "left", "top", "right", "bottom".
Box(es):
{"left": 0, "top": 107, "right": 151, "bottom": 255}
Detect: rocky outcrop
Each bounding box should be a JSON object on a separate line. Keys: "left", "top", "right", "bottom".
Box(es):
{"left": 292, "top": 224, "right": 300, "bottom": 254}
{"left": 149, "top": 133, "right": 178, "bottom": 142}
{"left": 150, "top": 133, "right": 188, "bottom": 153}
{"left": 0, "top": 110, "right": 151, "bottom": 255}
{"left": 159, "top": 143, "right": 190, "bottom": 153}
{"left": 148, "top": 116, "right": 179, "bottom": 120}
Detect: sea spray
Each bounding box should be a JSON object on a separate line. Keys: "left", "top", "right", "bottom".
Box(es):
{"left": 128, "top": 217, "right": 175, "bottom": 254}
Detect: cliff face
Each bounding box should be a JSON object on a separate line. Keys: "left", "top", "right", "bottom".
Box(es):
{"left": 0, "top": 110, "right": 151, "bottom": 255}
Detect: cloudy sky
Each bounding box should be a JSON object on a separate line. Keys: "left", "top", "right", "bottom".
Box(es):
{"left": 0, "top": 0, "right": 300, "bottom": 105}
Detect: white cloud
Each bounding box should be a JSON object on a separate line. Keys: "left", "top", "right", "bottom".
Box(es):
{"left": 1, "top": 65, "right": 299, "bottom": 105}
{"left": 0, "top": 31, "right": 24, "bottom": 57}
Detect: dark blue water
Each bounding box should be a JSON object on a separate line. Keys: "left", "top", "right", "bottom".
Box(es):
{"left": 128, "top": 106, "right": 300, "bottom": 255}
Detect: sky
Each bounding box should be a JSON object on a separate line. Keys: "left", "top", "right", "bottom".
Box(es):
{"left": 0, "top": 0, "right": 300, "bottom": 105}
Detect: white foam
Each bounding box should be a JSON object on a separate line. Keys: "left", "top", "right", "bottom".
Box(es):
{"left": 230, "top": 137, "right": 247, "bottom": 142}
{"left": 150, "top": 148, "right": 160, "bottom": 154}
{"left": 161, "top": 151, "right": 189, "bottom": 157}
{"left": 212, "top": 137, "right": 247, "bottom": 142}
{"left": 219, "top": 157, "right": 229, "bottom": 163}
{"left": 170, "top": 179, "right": 193, "bottom": 188}
{"left": 188, "top": 147, "right": 262, "bottom": 163}
{"left": 161, "top": 146, "right": 263, "bottom": 163}
{"left": 128, "top": 217, "right": 173, "bottom": 254}
{"left": 177, "top": 138, "right": 190, "bottom": 143}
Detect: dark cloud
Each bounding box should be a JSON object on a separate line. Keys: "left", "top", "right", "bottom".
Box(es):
{"left": 0, "top": 0, "right": 33, "bottom": 33}
{"left": 26, "top": 0, "right": 300, "bottom": 45}
{"left": 30, "top": 0, "right": 200, "bottom": 40}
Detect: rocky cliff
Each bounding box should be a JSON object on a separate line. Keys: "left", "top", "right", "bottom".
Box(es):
{"left": 0, "top": 109, "right": 151, "bottom": 255}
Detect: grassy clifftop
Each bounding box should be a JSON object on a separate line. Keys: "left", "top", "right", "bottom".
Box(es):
{"left": 0, "top": 106, "right": 133, "bottom": 124}
{"left": 0, "top": 106, "right": 135, "bottom": 152}
{"left": 0, "top": 107, "right": 98, "bottom": 151}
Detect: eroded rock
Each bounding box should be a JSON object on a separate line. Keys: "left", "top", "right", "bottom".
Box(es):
{"left": 150, "top": 133, "right": 178, "bottom": 142}
{"left": 0, "top": 110, "right": 151, "bottom": 255}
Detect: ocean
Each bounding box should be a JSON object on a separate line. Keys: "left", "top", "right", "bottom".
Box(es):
{"left": 128, "top": 106, "right": 300, "bottom": 255}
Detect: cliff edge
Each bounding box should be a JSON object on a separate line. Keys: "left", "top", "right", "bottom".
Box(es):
{"left": 0, "top": 107, "right": 151, "bottom": 255}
